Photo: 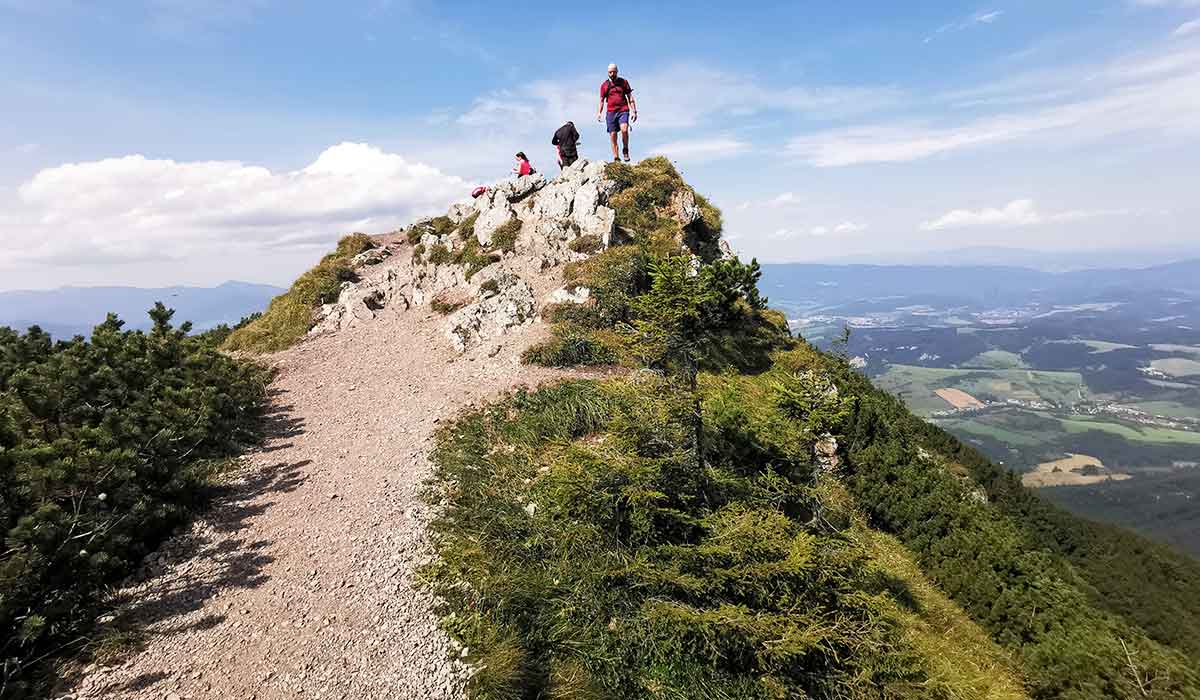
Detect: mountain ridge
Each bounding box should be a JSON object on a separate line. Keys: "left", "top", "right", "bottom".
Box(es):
{"left": 27, "top": 158, "right": 1200, "bottom": 700}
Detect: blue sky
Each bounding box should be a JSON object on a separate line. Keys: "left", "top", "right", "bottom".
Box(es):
{"left": 2, "top": 0, "right": 1199, "bottom": 290}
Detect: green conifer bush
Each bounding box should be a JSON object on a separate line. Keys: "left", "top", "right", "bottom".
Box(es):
{"left": 1, "top": 306, "right": 270, "bottom": 697}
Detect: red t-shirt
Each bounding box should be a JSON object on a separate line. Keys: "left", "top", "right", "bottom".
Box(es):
{"left": 518, "top": 159, "right": 533, "bottom": 176}
{"left": 601, "top": 78, "right": 633, "bottom": 113}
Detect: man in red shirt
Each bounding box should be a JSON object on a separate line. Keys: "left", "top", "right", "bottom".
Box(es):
{"left": 597, "top": 63, "right": 637, "bottom": 162}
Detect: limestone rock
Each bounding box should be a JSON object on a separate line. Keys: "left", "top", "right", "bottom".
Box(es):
{"left": 814, "top": 434, "right": 840, "bottom": 473}
{"left": 352, "top": 247, "right": 392, "bottom": 267}
{"left": 668, "top": 188, "right": 702, "bottom": 228}
{"left": 548, "top": 286, "right": 591, "bottom": 305}
{"left": 444, "top": 275, "right": 536, "bottom": 352}
{"left": 474, "top": 201, "right": 516, "bottom": 247}
{"left": 310, "top": 158, "right": 617, "bottom": 350}
{"left": 494, "top": 173, "right": 546, "bottom": 202}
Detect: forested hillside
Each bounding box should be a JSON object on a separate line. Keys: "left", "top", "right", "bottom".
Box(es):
{"left": 425, "top": 159, "right": 1200, "bottom": 699}
{"left": 0, "top": 306, "right": 269, "bottom": 698}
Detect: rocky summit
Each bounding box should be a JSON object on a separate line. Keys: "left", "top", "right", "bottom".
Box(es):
{"left": 313, "top": 159, "right": 631, "bottom": 352}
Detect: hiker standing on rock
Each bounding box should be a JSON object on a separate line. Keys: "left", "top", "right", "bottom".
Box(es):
{"left": 552, "top": 120, "right": 581, "bottom": 170}
{"left": 597, "top": 63, "right": 637, "bottom": 162}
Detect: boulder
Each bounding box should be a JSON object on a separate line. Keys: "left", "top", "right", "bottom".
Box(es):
{"left": 814, "top": 434, "right": 840, "bottom": 473}
{"left": 548, "top": 286, "right": 591, "bottom": 305}
{"left": 494, "top": 173, "right": 547, "bottom": 202}
{"left": 668, "top": 188, "right": 702, "bottom": 228}
{"left": 352, "top": 247, "right": 392, "bottom": 267}
{"left": 444, "top": 275, "right": 536, "bottom": 352}
{"left": 474, "top": 200, "right": 516, "bottom": 247}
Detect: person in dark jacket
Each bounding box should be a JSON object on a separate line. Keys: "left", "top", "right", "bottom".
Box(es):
{"left": 552, "top": 121, "right": 581, "bottom": 169}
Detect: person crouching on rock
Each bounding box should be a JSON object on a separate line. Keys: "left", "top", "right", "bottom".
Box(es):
{"left": 597, "top": 63, "right": 636, "bottom": 162}
{"left": 512, "top": 151, "right": 536, "bottom": 177}
{"left": 552, "top": 121, "right": 581, "bottom": 170}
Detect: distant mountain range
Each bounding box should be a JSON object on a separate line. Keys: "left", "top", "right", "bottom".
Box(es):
{"left": 810, "top": 246, "right": 1200, "bottom": 272}
{"left": 760, "top": 258, "right": 1200, "bottom": 308}
{"left": 0, "top": 281, "right": 284, "bottom": 339}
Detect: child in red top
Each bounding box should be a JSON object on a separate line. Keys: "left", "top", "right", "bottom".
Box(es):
{"left": 512, "top": 152, "right": 535, "bottom": 177}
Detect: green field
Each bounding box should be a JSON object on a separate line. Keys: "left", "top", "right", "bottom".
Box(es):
{"left": 960, "top": 350, "right": 1028, "bottom": 369}
{"left": 1058, "top": 415, "right": 1200, "bottom": 445}
{"left": 940, "top": 416, "right": 1047, "bottom": 447}
{"left": 1129, "top": 400, "right": 1200, "bottom": 420}
{"left": 1150, "top": 343, "right": 1200, "bottom": 357}
{"left": 875, "top": 364, "right": 1086, "bottom": 416}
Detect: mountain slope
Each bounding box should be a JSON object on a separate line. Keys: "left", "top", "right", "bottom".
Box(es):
{"left": 56, "top": 158, "right": 1200, "bottom": 699}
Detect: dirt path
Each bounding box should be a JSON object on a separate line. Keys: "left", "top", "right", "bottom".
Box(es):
{"left": 63, "top": 284, "right": 576, "bottom": 700}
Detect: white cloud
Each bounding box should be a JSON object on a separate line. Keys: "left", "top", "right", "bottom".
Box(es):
{"left": 457, "top": 63, "right": 900, "bottom": 134}
{"left": 1134, "top": 0, "right": 1200, "bottom": 7}
{"left": 920, "top": 199, "right": 1134, "bottom": 231}
{"left": 924, "top": 10, "right": 1004, "bottom": 43}
{"left": 789, "top": 50, "right": 1200, "bottom": 167}
{"left": 770, "top": 221, "right": 867, "bottom": 238}
{"left": 653, "top": 137, "right": 750, "bottom": 161}
{"left": 1174, "top": 19, "right": 1200, "bottom": 36}
{"left": 2, "top": 142, "right": 466, "bottom": 266}
{"left": 808, "top": 222, "right": 867, "bottom": 236}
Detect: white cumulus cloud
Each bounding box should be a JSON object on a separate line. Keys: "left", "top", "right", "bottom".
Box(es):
{"left": 920, "top": 199, "right": 1134, "bottom": 231}
{"left": 652, "top": 137, "right": 750, "bottom": 161}
{"left": 2, "top": 142, "right": 467, "bottom": 266}
{"left": 1174, "top": 19, "right": 1200, "bottom": 36}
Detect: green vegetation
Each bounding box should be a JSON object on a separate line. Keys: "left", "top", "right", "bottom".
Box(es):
{"left": 223, "top": 233, "right": 375, "bottom": 353}
{"left": 490, "top": 218, "right": 521, "bottom": 253}
{"left": 520, "top": 326, "right": 621, "bottom": 367}
{"left": 427, "top": 243, "right": 454, "bottom": 265}
{"left": 876, "top": 364, "right": 1086, "bottom": 415}
{"left": 430, "top": 294, "right": 466, "bottom": 315}
{"left": 426, "top": 367, "right": 1028, "bottom": 699}
{"left": 1059, "top": 414, "right": 1200, "bottom": 444}
{"left": 1, "top": 307, "right": 271, "bottom": 697}
{"left": 568, "top": 234, "right": 603, "bottom": 255}
{"left": 425, "top": 158, "right": 1200, "bottom": 698}
{"left": 409, "top": 216, "right": 503, "bottom": 280}
{"left": 961, "top": 350, "right": 1028, "bottom": 369}
{"left": 1129, "top": 400, "right": 1200, "bottom": 419}
{"left": 825, "top": 358, "right": 1200, "bottom": 697}
{"left": 479, "top": 279, "right": 500, "bottom": 296}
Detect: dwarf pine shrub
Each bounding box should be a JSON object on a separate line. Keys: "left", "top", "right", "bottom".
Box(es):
{"left": 1, "top": 307, "right": 270, "bottom": 697}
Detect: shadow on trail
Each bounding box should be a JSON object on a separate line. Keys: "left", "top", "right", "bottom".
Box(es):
{"left": 57, "top": 391, "right": 311, "bottom": 696}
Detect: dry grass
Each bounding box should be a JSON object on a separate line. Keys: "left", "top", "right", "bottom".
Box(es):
{"left": 223, "top": 234, "right": 375, "bottom": 353}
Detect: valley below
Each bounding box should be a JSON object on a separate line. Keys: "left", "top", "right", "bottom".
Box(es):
{"left": 763, "top": 260, "right": 1200, "bottom": 557}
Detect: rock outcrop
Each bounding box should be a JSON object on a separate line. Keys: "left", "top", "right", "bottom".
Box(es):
{"left": 311, "top": 159, "right": 618, "bottom": 352}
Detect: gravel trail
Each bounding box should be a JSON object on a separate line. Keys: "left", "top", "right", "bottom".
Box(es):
{"left": 63, "top": 270, "right": 579, "bottom": 700}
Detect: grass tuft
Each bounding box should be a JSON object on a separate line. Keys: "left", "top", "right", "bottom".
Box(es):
{"left": 223, "top": 233, "right": 375, "bottom": 353}
{"left": 568, "top": 234, "right": 603, "bottom": 255}
{"left": 491, "top": 218, "right": 521, "bottom": 253}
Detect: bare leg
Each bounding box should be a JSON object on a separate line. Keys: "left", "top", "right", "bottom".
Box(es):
{"left": 620, "top": 122, "right": 630, "bottom": 158}
{"left": 609, "top": 129, "right": 620, "bottom": 159}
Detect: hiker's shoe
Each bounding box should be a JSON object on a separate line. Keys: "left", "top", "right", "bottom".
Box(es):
{"left": 613, "top": 156, "right": 621, "bottom": 162}
{"left": 622, "top": 149, "right": 631, "bottom": 162}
